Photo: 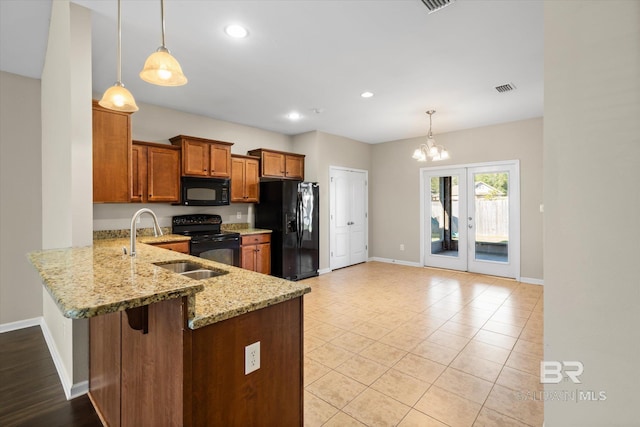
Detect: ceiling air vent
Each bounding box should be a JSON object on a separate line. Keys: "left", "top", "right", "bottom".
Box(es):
{"left": 495, "top": 83, "right": 517, "bottom": 93}
{"left": 421, "top": 0, "right": 455, "bottom": 14}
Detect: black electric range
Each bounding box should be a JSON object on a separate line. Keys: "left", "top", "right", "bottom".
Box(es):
{"left": 172, "top": 214, "right": 241, "bottom": 267}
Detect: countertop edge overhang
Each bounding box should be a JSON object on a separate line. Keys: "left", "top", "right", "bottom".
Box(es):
{"left": 27, "top": 238, "right": 310, "bottom": 329}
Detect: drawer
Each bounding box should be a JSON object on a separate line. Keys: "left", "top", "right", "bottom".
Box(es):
{"left": 241, "top": 233, "right": 271, "bottom": 245}
{"left": 150, "top": 240, "right": 190, "bottom": 254}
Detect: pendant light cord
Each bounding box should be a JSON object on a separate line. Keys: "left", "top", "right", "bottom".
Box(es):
{"left": 160, "top": 0, "right": 166, "bottom": 48}
{"left": 116, "top": 0, "right": 122, "bottom": 83}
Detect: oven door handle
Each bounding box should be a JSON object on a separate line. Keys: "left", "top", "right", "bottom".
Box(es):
{"left": 191, "top": 236, "right": 239, "bottom": 245}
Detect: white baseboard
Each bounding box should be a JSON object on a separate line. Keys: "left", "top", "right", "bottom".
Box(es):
{"left": 0, "top": 316, "right": 42, "bottom": 333}
{"left": 38, "top": 318, "right": 89, "bottom": 400}
{"left": 368, "top": 257, "right": 422, "bottom": 268}
{"left": 318, "top": 268, "right": 332, "bottom": 275}
{"left": 520, "top": 277, "right": 544, "bottom": 286}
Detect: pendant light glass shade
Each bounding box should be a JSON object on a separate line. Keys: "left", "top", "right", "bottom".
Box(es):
{"left": 412, "top": 110, "right": 449, "bottom": 162}
{"left": 99, "top": 82, "right": 138, "bottom": 112}
{"left": 140, "top": 0, "right": 187, "bottom": 86}
{"left": 99, "top": 0, "right": 138, "bottom": 112}
{"left": 140, "top": 47, "right": 187, "bottom": 86}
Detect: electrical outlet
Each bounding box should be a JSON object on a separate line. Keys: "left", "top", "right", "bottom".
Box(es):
{"left": 237, "top": 211, "right": 242, "bottom": 219}
{"left": 400, "top": 244, "right": 405, "bottom": 251}
{"left": 245, "top": 341, "right": 260, "bottom": 375}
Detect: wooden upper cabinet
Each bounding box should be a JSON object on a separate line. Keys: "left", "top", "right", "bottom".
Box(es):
{"left": 210, "top": 144, "right": 231, "bottom": 178}
{"left": 231, "top": 155, "right": 260, "bottom": 203}
{"left": 285, "top": 155, "right": 304, "bottom": 180}
{"left": 170, "top": 135, "right": 233, "bottom": 178}
{"left": 262, "top": 151, "right": 285, "bottom": 177}
{"left": 93, "top": 100, "right": 132, "bottom": 202}
{"left": 131, "top": 144, "right": 146, "bottom": 203}
{"left": 131, "top": 141, "right": 181, "bottom": 203}
{"left": 247, "top": 148, "right": 305, "bottom": 180}
{"left": 182, "top": 140, "right": 209, "bottom": 176}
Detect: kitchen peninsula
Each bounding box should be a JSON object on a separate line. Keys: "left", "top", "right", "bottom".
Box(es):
{"left": 28, "top": 238, "right": 310, "bottom": 426}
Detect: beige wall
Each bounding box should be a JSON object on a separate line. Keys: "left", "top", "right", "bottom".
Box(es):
{"left": 371, "top": 117, "right": 543, "bottom": 280}
{"left": 0, "top": 72, "right": 43, "bottom": 325}
{"left": 294, "top": 131, "right": 372, "bottom": 271}
{"left": 41, "top": 0, "right": 92, "bottom": 390}
{"left": 544, "top": 1, "right": 639, "bottom": 424}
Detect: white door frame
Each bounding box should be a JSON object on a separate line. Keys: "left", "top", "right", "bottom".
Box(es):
{"left": 329, "top": 166, "right": 369, "bottom": 271}
{"left": 419, "top": 160, "right": 520, "bottom": 280}
{"left": 423, "top": 167, "right": 469, "bottom": 272}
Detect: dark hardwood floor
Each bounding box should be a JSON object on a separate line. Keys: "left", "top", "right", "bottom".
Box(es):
{"left": 0, "top": 326, "right": 101, "bottom": 427}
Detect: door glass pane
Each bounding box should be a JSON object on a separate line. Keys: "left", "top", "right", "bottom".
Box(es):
{"left": 473, "top": 172, "right": 509, "bottom": 262}
{"left": 430, "top": 175, "right": 459, "bottom": 257}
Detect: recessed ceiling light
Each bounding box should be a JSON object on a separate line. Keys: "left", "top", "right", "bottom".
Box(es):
{"left": 224, "top": 24, "right": 248, "bottom": 38}
{"left": 287, "top": 112, "right": 301, "bottom": 120}
{"left": 361, "top": 91, "right": 374, "bottom": 98}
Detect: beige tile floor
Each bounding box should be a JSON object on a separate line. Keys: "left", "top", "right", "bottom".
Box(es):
{"left": 303, "top": 262, "right": 544, "bottom": 427}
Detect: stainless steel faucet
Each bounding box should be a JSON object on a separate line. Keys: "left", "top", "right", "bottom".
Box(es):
{"left": 130, "top": 208, "right": 163, "bottom": 257}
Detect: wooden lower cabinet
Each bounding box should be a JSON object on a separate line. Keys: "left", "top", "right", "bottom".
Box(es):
{"left": 89, "top": 296, "right": 303, "bottom": 427}
{"left": 241, "top": 233, "right": 271, "bottom": 274}
{"left": 147, "top": 240, "right": 190, "bottom": 254}
{"left": 89, "top": 298, "right": 189, "bottom": 427}
{"left": 191, "top": 298, "right": 302, "bottom": 426}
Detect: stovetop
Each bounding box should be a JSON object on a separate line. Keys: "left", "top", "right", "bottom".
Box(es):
{"left": 172, "top": 214, "right": 239, "bottom": 241}
{"left": 178, "top": 230, "right": 240, "bottom": 238}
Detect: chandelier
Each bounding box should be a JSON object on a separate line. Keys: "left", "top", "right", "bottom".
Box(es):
{"left": 412, "top": 110, "right": 449, "bottom": 162}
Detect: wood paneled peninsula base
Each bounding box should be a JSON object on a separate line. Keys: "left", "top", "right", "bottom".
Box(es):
{"left": 28, "top": 239, "right": 309, "bottom": 427}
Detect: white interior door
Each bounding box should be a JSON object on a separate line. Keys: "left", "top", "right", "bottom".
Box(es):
{"left": 349, "top": 172, "right": 368, "bottom": 265}
{"left": 330, "top": 167, "right": 368, "bottom": 270}
{"left": 422, "top": 161, "right": 520, "bottom": 279}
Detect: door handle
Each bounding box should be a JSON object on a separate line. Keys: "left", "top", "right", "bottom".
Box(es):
{"left": 468, "top": 224, "right": 473, "bottom": 228}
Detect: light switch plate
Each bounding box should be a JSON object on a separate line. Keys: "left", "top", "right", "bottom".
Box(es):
{"left": 245, "top": 341, "right": 260, "bottom": 375}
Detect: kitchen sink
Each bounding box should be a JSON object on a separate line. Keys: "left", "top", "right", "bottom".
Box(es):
{"left": 153, "top": 260, "right": 228, "bottom": 280}
{"left": 180, "top": 269, "right": 228, "bottom": 280}
{"left": 154, "top": 261, "right": 206, "bottom": 273}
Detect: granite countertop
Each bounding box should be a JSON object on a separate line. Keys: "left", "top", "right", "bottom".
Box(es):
{"left": 139, "top": 234, "right": 191, "bottom": 244}
{"left": 235, "top": 228, "right": 272, "bottom": 236}
{"left": 28, "top": 239, "right": 310, "bottom": 330}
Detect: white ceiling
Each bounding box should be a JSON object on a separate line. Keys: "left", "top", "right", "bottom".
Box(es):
{"left": 0, "top": 0, "right": 543, "bottom": 144}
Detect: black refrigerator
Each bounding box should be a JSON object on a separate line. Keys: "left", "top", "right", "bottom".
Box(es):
{"left": 255, "top": 181, "right": 319, "bottom": 281}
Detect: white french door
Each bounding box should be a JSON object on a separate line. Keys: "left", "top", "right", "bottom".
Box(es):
{"left": 422, "top": 161, "right": 520, "bottom": 279}
{"left": 423, "top": 168, "right": 468, "bottom": 272}
{"left": 330, "top": 167, "right": 368, "bottom": 270}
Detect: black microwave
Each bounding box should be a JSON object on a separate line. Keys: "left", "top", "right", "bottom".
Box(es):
{"left": 180, "top": 177, "right": 230, "bottom": 206}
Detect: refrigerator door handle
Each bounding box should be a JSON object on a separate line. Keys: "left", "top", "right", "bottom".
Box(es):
{"left": 297, "top": 192, "right": 303, "bottom": 248}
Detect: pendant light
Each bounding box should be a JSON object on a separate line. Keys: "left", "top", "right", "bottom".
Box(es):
{"left": 99, "top": 0, "right": 139, "bottom": 112}
{"left": 139, "top": 0, "right": 187, "bottom": 86}
{"left": 412, "top": 110, "right": 449, "bottom": 162}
